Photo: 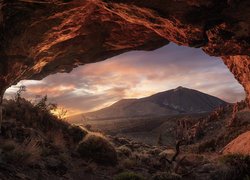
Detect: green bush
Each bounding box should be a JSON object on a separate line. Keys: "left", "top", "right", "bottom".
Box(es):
{"left": 114, "top": 172, "right": 144, "bottom": 180}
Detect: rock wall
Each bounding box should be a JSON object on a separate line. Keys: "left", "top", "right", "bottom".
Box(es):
{"left": 0, "top": 0, "right": 249, "bottom": 103}
{"left": 223, "top": 56, "right": 250, "bottom": 105}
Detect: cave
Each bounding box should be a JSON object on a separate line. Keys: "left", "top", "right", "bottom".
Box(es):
{"left": 0, "top": 0, "right": 249, "bottom": 105}
{"left": 0, "top": 1, "right": 249, "bottom": 179}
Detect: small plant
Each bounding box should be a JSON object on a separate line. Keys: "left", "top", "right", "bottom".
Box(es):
{"left": 157, "top": 133, "right": 163, "bottom": 146}
{"left": 117, "top": 145, "right": 132, "bottom": 157}
{"left": 35, "top": 95, "right": 57, "bottom": 112}
{"left": 152, "top": 172, "right": 181, "bottom": 180}
{"left": 50, "top": 106, "right": 68, "bottom": 120}
{"left": 121, "top": 158, "right": 137, "bottom": 169}
{"left": 114, "top": 172, "right": 144, "bottom": 180}
{"left": 15, "top": 85, "right": 26, "bottom": 105}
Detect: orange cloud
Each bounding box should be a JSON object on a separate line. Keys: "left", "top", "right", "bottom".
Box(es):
{"left": 5, "top": 43, "right": 245, "bottom": 118}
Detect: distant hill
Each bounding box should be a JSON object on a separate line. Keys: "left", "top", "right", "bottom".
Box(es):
{"left": 83, "top": 87, "right": 228, "bottom": 120}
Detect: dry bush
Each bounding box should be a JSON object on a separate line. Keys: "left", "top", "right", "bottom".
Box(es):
{"left": 135, "top": 152, "right": 151, "bottom": 165}
{"left": 2, "top": 138, "right": 41, "bottom": 165}
{"left": 67, "top": 125, "right": 88, "bottom": 143}
{"left": 152, "top": 172, "right": 181, "bottom": 180}
{"left": 117, "top": 145, "right": 132, "bottom": 157}
{"left": 121, "top": 158, "right": 137, "bottom": 169}
{"left": 22, "top": 138, "right": 42, "bottom": 164}
{"left": 157, "top": 133, "right": 163, "bottom": 146}
{"left": 196, "top": 139, "right": 216, "bottom": 153}
{"left": 77, "top": 132, "right": 117, "bottom": 165}
{"left": 3, "top": 98, "right": 70, "bottom": 133}
{"left": 47, "top": 130, "right": 66, "bottom": 150}
{"left": 114, "top": 172, "right": 144, "bottom": 180}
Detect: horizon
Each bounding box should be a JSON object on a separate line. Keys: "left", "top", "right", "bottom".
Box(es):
{"left": 4, "top": 43, "right": 245, "bottom": 119}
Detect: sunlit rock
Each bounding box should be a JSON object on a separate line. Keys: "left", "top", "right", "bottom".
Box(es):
{"left": 0, "top": 0, "right": 249, "bottom": 104}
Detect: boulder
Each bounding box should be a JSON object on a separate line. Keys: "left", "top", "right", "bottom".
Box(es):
{"left": 223, "top": 131, "right": 250, "bottom": 155}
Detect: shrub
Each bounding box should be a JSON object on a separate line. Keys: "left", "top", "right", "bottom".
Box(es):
{"left": 114, "top": 172, "right": 144, "bottom": 180}
{"left": 117, "top": 145, "right": 132, "bottom": 157}
{"left": 121, "top": 158, "right": 137, "bottom": 169}
{"left": 2, "top": 138, "right": 41, "bottom": 165}
{"left": 196, "top": 139, "right": 216, "bottom": 153}
{"left": 35, "top": 95, "right": 57, "bottom": 112}
{"left": 219, "top": 154, "right": 250, "bottom": 180}
{"left": 47, "top": 130, "right": 67, "bottom": 150}
{"left": 157, "top": 133, "right": 163, "bottom": 146}
{"left": 77, "top": 133, "right": 117, "bottom": 165}
{"left": 152, "top": 172, "right": 181, "bottom": 180}
{"left": 3, "top": 97, "right": 70, "bottom": 133}
{"left": 68, "top": 125, "right": 88, "bottom": 143}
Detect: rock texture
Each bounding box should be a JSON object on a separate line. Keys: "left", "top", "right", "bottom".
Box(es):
{"left": 0, "top": 0, "right": 249, "bottom": 103}
{"left": 223, "top": 56, "right": 250, "bottom": 106}
{"left": 223, "top": 131, "right": 250, "bottom": 155}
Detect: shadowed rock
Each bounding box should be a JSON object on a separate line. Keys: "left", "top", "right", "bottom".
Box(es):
{"left": 0, "top": 0, "right": 249, "bottom": 105}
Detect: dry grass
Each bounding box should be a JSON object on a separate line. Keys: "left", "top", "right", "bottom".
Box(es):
{"left": 77, "top": 132, "right": 117, "bottom": 165}
{"left": 3, "top": 98, "right": 70, "bottom": 133}
{"left": 114, "top": 171, "right": 145, "bottom": 180}
{"left": 117, "top": 145, "right": 132, "bottom": 158}
{"left": 121, "top": 158, "right": 137, "bottom": 169}
{"left": 2, "top": 138, "right": 41, "bottom": 165}
{"left": 67, "top": 125, "right": 88, "bottom": 143}
{"left": 47, "top": 130, "right": 66, "bottom": 150}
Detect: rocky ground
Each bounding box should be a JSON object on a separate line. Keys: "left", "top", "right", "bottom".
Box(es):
{"left": 0, "top": 98, "right": 249, "bottom": 180}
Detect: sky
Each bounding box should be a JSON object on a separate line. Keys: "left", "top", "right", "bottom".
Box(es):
{"left": 4, "top": 43, "right": 245, "bottom": 119}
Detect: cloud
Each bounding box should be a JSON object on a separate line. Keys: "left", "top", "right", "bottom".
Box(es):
{"left": 5, "top": 43, "right": 245, "bottom": 117}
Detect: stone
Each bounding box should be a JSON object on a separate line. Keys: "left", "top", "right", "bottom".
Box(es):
{"left": 222, "top": 131, "right": 250, "bottom": 155}
{"left": 0, "top": 0, "right": 249, "bottom": 106}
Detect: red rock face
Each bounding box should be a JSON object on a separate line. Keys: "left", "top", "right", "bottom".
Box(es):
{"left": 223, "top": 131, "right": 250, "bottom": 155}
{"left": 0, "top": 0, "right": 249, "bottom": 103}
{"left": 223, "top": 56, "right": 250, "bottom": 105}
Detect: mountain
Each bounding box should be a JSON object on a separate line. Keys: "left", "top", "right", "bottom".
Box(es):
{"left": 83, "top": 87, "right": 228, "bottom": 120}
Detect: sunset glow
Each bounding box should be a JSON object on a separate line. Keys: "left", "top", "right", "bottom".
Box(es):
{"left": 5, "top": 44, "right": 245, "bottom": 119}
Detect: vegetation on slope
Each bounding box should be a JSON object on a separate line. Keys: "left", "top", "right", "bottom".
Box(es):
{"left": 0, "top": 86, "right": 249, "bottom": 179}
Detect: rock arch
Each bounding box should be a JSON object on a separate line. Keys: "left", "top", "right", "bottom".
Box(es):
{"left": 0, "top": 0, "right": 249, "bottom": 106}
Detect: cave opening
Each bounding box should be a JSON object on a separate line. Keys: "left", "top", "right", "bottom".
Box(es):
{"left": 0, "top": 1, "right": 249, "bottom": 178}
{"left": 4, "top": 43, "right": 245, "bottom": 145}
